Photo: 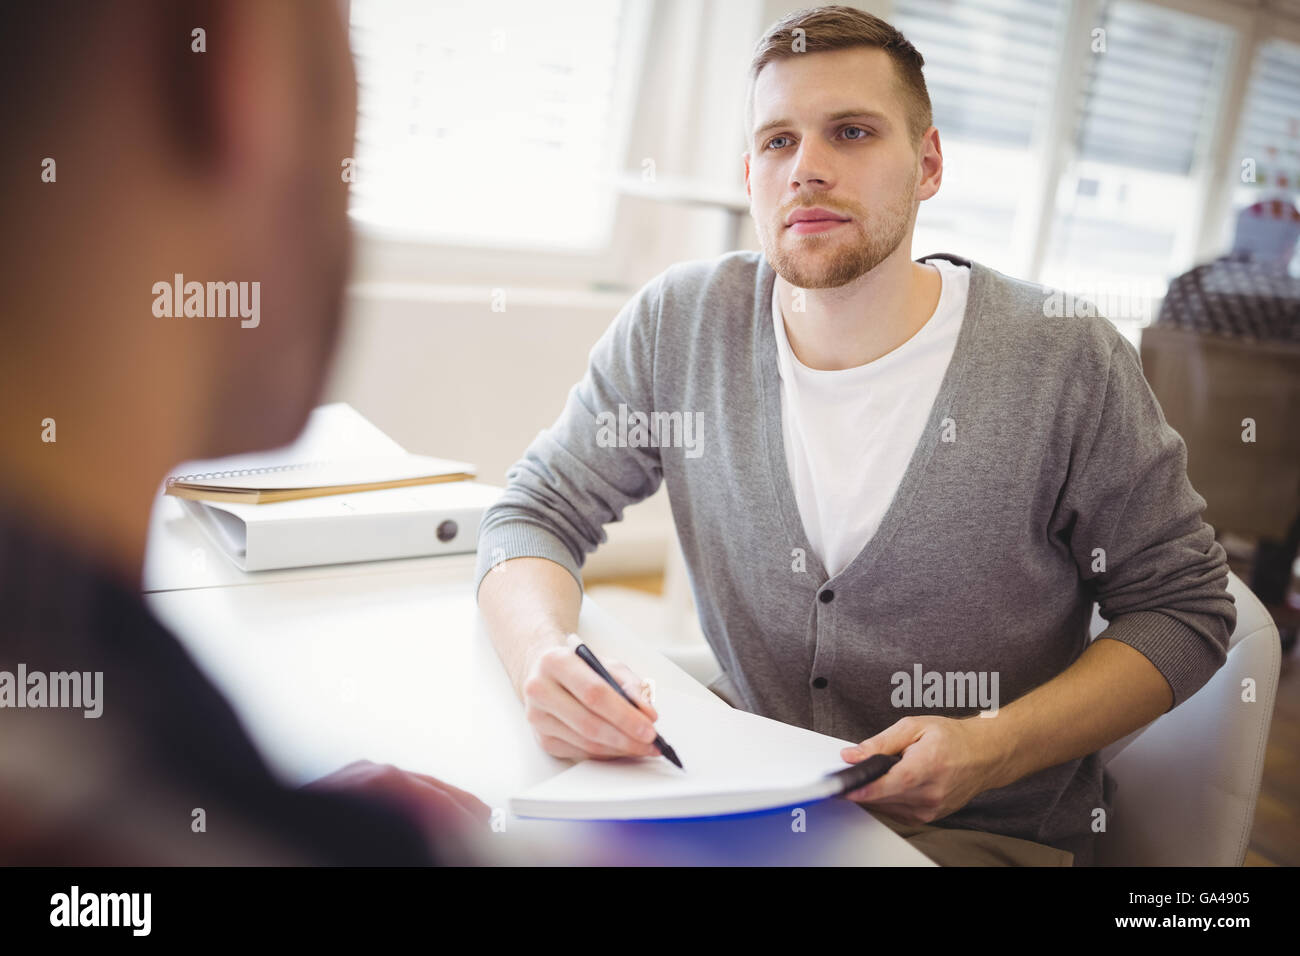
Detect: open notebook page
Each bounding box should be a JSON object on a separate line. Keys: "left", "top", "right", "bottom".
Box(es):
{"left": 510, "top": 685, "right": 862, "bottom": 820}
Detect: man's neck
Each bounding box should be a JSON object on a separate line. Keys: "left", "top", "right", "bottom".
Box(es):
{"left": 776, "top": 247, "right": 943, "bottom": 371}
{"left": 0, "top": 444, "right": 174, "bottom": 597}
{"left": 0, "top": 346, "right": 196, "bottom": 597}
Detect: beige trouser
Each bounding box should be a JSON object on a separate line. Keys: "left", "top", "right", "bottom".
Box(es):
{"left": 870, "top": 809, "right": 1075, "bottom": 866}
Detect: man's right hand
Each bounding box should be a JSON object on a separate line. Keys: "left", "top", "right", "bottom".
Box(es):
{"left": 304, "top": 759, "right": 490, "bottom": 846}
{"left": 520, "top": 633, "right": 662, "bottom": 760}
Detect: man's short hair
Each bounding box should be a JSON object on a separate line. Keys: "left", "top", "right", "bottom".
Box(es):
{"left": 746, "top": 4, "right": 933, "bottom": 144}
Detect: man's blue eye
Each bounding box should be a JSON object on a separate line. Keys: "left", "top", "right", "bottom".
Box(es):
{"left": 766, "top": 136, "right": 791, "bottom": 150}
{"left": 843, "top": 126, "right": 871, "bottom": 140}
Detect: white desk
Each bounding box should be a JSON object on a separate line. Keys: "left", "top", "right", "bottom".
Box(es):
{"left": 144, "top": 501, "right": 935, "bottom": 866}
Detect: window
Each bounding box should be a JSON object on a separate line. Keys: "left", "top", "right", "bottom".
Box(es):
{"left": 1224, "top": 36, "right": 1300, "bottom": 270}
{"left": 1233, "top": 37, "right": 1300, "bottom": 202}
{"left": 1039, "top": 0, "right": 1235, "bottom": 325}
{"left": 347, "top": 0, "right": 645, "bottom": 251}
{"left": 894, "top": 0, "right": 1071, "bottom": 275}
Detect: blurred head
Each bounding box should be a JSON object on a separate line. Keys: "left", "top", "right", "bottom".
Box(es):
{"left": 1, "top": 0, "right": 357, "bottom": 468}
{"left": 742, "top": 5, "right": 942, "bottom": 289}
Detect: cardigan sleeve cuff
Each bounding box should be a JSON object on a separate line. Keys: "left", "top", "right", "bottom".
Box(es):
{"left": 473, "top": 520, "right": 585, "bottom": 604}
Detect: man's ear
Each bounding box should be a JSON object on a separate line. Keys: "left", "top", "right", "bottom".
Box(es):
{"left": 915, "top": 127, "right": 942, "bottom": 202}
{"left": 742, "top": 151, "right": 751, "bottom": 199}
{"left": 161, "top": 0, "right": 296, "bottom": 192}
{"left": 154, "top": 0, "right": 224, "bottom": 169}
{"left": 213, "top": 3, "right": 300, "bottom": 190}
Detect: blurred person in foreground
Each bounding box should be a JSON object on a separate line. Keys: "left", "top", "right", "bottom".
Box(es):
{"left": 0, "top": 0, "right": 488, "bottom": 864}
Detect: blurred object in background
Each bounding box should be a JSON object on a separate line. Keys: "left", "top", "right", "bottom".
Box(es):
{"left": 1142, "top": 192, "right": 1300, "bottom": 650}
{"left": 1231, "top": 195, "right": 1300, "bottom": 270}
{"left": 1154, "top": 251, "right": 1300, "bottom": 344}
{"left": 1252, "top": 511, "right": 1300, "bottom": 652}
{"left": 1137, "top": 317, "right": 1299, "bottom": 584}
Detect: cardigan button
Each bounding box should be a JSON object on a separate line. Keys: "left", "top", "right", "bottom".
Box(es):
{"left": 819, "top": 589, "right": 834, "bottom": 603}
{"left": 812, "top": 677, "right": 829, "bottom": 689}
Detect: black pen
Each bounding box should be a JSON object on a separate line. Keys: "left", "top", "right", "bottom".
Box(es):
{"left": 573, "top": 643, "right": 684, "bottom": 770}
{"left": 823, "top": 752, "right": 901, "bottom": 797}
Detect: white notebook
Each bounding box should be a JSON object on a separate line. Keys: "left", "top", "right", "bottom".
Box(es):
{"left": 159, "top": 403, "right": 497, "bottom": 571}
{"left": 510, "top": 687, "right": 877, "bottom": 820}
{"left": 165, "top": 454, "right": 475, "bottom": 504}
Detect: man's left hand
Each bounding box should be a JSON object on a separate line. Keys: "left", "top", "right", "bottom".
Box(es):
{"left": 839, "top": 715, "right": 1005, "bottom": 824}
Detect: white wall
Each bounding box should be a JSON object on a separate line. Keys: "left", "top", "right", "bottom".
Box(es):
{"left": 323, "top": 0, "right": 785, "bottom": 582}
{"left": 322, "top": 283, "right": 675, "bottom": 580}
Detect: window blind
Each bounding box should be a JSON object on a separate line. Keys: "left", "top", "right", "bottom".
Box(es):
{"left": 1071, "top": 0, "right": 1233, "bottom": 175}
{"left": 894, "top": 0, "right": 1069, "bottom": 274}
{"left": 347, "top": 0, "right": 632, "bottom": 250}
{"left": 893, "top": 0, "right": 1070, "bottom": 149}
{"left": 1234, "top": 37, "right": 1300, "bottom": 192}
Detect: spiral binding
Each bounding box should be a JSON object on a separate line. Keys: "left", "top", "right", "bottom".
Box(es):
{"left": 165, "top": 459, "right": 334, "bottom": 485}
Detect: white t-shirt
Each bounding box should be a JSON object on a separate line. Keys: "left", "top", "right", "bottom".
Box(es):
{"left": 772, "top": 258, "right": 971, "bottom": 578}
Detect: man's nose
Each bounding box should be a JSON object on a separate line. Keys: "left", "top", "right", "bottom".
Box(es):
{"left": 790, "top": 138, "right": 835, "bottom": 191}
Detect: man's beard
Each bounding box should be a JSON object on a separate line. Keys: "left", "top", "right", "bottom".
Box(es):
{"left": 761, "top": 174, "right": 918, "bottom": 290}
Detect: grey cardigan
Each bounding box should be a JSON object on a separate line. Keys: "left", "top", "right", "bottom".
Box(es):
{"left": 474, "top": 250, "right": 1237, "bottom": 865}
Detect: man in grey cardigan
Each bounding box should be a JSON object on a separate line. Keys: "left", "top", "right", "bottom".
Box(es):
{"left": 475, "top": 6, "right": 1236, "bottom": 866}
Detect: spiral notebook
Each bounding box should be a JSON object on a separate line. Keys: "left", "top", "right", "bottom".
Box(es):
{"left": 165, "top": 455, "right": 476, "bottom": 504}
